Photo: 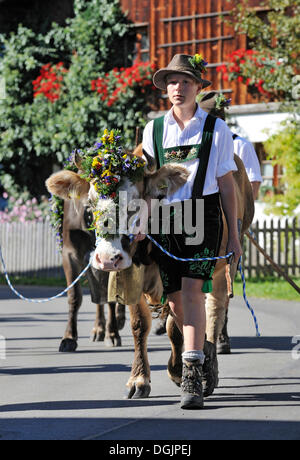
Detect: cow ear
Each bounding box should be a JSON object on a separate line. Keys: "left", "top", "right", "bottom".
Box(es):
{"left": 46, "top": 170, "right": 90, "bottom": 200}
{"left": 145, "top": 164, "right": 189, "bottom": 198}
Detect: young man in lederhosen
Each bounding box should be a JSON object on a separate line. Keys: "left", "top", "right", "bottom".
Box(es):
{"left": 142, "top": 54, "right": 242, "bottom": 409}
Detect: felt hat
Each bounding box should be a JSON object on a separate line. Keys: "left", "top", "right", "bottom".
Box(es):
{"left": 153, "top": 54, "right": 211, "bottom": 91}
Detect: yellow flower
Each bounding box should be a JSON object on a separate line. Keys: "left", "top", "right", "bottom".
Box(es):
{"left": 108, "top": 130, "right": 115, "bottom": 144}
{"left": 194, "top": 53, "right": 204, "bottom": 64}
{"left": 101, "top": 129, "right": 109, "bottom": 144}
{"left": 92, "top": 157, "right": 100, "bottom": 168}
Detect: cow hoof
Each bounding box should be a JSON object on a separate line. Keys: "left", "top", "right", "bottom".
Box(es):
{"left": 105, "top": 335, "right": 121, "bottom": 347}
{"left": 167, "top": 353, "right": 182, "bottom": 387}
{"left": 125, "top": 383, "right": 151, "bottom": 399}
{"left": 167, "top": 371, "right": 181, "bottom": 387}
{"left": 59, "top": 338, "right": 78, "bottom": 352}
{"left": 91, "top": 329, "right": 105, "bottom": 342}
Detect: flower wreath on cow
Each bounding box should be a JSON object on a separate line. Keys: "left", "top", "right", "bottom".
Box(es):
{"left": 49, "top": 128, "right": 154, "bottom": 305}
{"left": 48, "top": 128, "right": 187, "bottom": 306}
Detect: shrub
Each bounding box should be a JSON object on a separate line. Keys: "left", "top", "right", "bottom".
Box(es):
{"left": 0, "top": 0, "right": 155, "bottom": 199}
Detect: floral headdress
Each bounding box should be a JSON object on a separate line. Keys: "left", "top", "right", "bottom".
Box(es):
{"left": 79, "top": 129, "right": 145, "bottom": 201}
{"left": 188, "top": 54, "right": 208, "bottom": 74}
{"left": 49, "top": 129, "right": 146, "bottom": 247}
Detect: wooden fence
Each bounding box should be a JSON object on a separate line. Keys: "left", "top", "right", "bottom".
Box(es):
{"left": 0, "top": 221, "right": 63, "bottom": 279}
{"left": 244, "top": 217, "right": 300, "bottom": 278}
{"left": 0, "top": 218, "right": 299, "bottom": 280}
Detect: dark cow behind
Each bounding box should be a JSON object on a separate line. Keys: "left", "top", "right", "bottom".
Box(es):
{"left": 54, "top": 192, "right": 125, "bottom": 353}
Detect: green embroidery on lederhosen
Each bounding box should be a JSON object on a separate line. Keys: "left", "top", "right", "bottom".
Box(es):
{"left": 188, "top": 247, "right": 215, "bottom": 276}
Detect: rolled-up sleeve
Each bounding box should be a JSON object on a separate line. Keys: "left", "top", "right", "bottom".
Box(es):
{"left": 215, "top": 120, "right": 237, "bottom": 178}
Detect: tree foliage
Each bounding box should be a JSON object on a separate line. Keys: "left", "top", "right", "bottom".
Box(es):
{"left": 223, "top": 0, "right": 300, "bottom": 108}
{"left": 263, "top": 119, "right": 300, "bottom": 216}
{"left": 223, "top": 0, "right": 300, "bottom": 215}
{"left": 0, "top": 0, "right": 155, "bottom": 197}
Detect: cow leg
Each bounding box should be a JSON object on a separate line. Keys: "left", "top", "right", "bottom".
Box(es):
{"left": 125, "top": 295, "right": 152, "bottom": 399}
{"left": 104, "top": 302, "right": 122, "bottom": 347}
{"left": 116, "top": 303, "right": 126, "bottom": 330}
{"left": 91, "top": 304, "right": 106, "bottom": 342}
{"left": 205, "top": 265, "right": 228, "bottom": 345}
{"left": 166, "top": 314, "right": 183, "bottom": 387}
{"left": 59, "top": 255, "right": 83, "bottom": 352}
{"left": 217, "top": 298, "right": 231, "bottom": 354}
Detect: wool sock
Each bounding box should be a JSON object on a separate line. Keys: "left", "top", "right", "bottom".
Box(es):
{"left": 182, "top": 350, "right": 205, "bottom": 365}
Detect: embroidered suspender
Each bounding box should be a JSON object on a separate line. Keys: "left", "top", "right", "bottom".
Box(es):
{"left": 153, "top": 115, "right": 165, "bottom": 167}
{"left": 153, "top": 114, "right": 216, "bottom": 198}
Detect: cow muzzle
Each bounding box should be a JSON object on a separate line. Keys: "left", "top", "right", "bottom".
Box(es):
{"left": 94, "top": 252, "right": 124, "bottom": 271}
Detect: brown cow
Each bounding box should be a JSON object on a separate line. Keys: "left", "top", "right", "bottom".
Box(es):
{"left": 51, "top": 180, "right": 125, "bottom": 353}
{"left": 46, "top": 147, "right": 254, "bottom": 398}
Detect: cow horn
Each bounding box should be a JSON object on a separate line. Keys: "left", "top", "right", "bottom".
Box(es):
{"left": 72, "top": 149, "right": 83, "bottom": 170}
{"left": 143, "top": 149, "right": 157, "bottom": 173}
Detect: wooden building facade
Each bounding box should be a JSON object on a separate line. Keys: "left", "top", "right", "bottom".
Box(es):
{"left": 120, "top": 0, "right": 266, "bottom": 108}
{"left": 120, "top": 0, "right": 286, "bottom": 193}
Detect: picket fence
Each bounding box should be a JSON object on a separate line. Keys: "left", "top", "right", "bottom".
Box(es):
{"left": 0, "top": 218, "right": 299, "bottom": 280}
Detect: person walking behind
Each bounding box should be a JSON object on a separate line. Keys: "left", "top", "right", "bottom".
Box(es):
{"left": 199, "top": 91, "right": 262, "bottom": 354}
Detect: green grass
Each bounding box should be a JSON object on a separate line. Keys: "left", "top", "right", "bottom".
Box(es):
{"left": 234, "top": 276, "right": 300, "bottom": 302}
{"left": 0, "top": 274, "right": 299, "bottom": 302}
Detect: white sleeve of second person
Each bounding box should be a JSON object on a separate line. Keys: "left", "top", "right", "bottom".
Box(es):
{"left": 236, "top": 140, "right": 263, "bottom": 183}
{"left": 142, "top": 120, "right": 155, "bottom": 162}
{"left": 215, "top": 119, "right": 238, "bottom": 178}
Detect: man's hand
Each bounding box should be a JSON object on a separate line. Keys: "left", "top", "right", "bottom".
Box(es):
{"left": 226, "top": 235, "right": 242, "bottom": 264}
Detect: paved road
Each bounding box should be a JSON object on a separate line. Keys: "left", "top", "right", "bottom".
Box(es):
{"left": 0, "top": 285, "right": 299, "bottom": 440}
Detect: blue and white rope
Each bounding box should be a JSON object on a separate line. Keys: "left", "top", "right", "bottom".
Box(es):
{"left": 238, "top": 258, "right": 261, "bottom": 337}
{"left": 0, "top": 229, "right": 260, "bottom": 336}
{"left": 0, "top": 243, "right": 92, "bottom": 303}
{"left": 146, "top": 234, "right": 260, "bottom": 337}
{"left": 146, "top": 234, "right": 233, "bottom": 262}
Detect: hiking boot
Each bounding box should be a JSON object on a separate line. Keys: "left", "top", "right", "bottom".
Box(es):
{"left": 203, "top": 340, "right": 219, "bottom": 397}
{"left": 217, "top": 311, "right": 231, "bottom": 355}
{"left": 180, "top": 359, "right": 204, "bottom": 409}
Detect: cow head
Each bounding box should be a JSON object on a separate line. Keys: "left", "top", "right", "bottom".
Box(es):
{"left": 46, "top": 134, "right": 189, "bottom": 272}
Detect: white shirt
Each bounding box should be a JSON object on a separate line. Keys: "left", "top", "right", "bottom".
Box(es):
{"left": 233, "top": 134, "right": 262, "bottom": 183}
{"left": 143, "top": 105, "right": 237, "bottom": 203}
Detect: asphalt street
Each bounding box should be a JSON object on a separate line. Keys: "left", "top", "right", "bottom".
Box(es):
{"left": 0, "top": 284, "right": 299, "bottom": 440}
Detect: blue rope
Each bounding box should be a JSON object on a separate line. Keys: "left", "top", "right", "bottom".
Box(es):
{"left": 0, "top": 229, "right": 261, "bottom": 337}
{"left": 238, "top": 257, "right": 261, "bottom": 337}
{"left": 146, "top": 234, "right": 261, "bottom": 337}
{"left": 0, "top": 243, "right": 92, "bottom": 303}
{"left": 146, "top": 234, "right": 233, "bottom": 262}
